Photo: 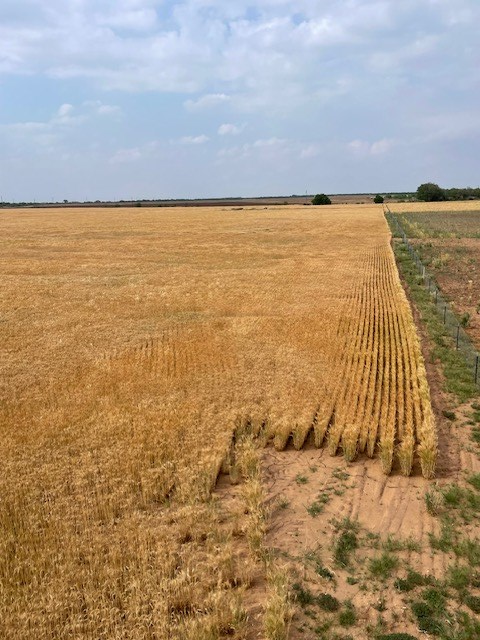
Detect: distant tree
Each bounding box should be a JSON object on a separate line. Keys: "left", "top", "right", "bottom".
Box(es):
{"left": 416, "top": 183, "right": 445, "bottom": 202}
{"left": 312, "top": 193, "right": 332, "bottom": 205}
{"left": 374, "top": 194, "right": 384, "bottom": 203}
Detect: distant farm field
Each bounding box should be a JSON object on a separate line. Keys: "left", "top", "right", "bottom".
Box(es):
{"left": 391, "top": 201, "right": 480, "bottom": 349}
{"left": 0, "top": 205, "right": 435, "bottom": 638}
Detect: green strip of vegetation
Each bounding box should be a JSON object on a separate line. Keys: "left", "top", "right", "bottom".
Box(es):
{"left": 391, "top": 241, "right": 478, "bottom": 402}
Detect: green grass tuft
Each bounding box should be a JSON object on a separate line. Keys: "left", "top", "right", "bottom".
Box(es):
{"left": 369, "top": 552, "right": 400, "bottom": 580}
{"left": 338, "top": 601, "right": 356, "bottom": 627}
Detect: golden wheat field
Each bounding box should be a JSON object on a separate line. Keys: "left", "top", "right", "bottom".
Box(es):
{"left": 390, "top": 200, "right": 480, "bottom": 214}
{"left": 0, "top": 204, "right": 436, "bottom": 639}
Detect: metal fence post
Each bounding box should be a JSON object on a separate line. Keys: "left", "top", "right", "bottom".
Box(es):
{"left": 444, "top": 306, "right": 447, "bottom": 324}
{"left": 456, "top": 325, "right": 460, "bottom": 350}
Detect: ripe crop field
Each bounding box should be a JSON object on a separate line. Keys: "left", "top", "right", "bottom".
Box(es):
{"left": 0, "top": 205, "right": 436, "bottom": 639}
{"left": 390, "top": 201, "right": 480, "bottom": 349}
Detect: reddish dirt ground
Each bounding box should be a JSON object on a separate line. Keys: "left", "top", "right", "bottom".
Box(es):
{"left": 412, "top": 237, "right": 480, "bottom": 349}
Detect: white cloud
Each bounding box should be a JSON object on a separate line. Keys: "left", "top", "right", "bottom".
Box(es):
{"left": 0, "top": 1, "right": 478, "bottom": 112}
{"left": 253, "top": 137, "right": 286, "bottom": 148}
{"left": 370, "top": 138, "right": 394, "bottom": 155}
{"left": 348, "top": 138, "right": 395, "bottom": 156}
{"left": 83, "top": 100, "right": 122, "bottom": 116}
{"left": 218, "top": 123, "right": 243, "bottom": 136}
{"left": 57, "top": 103, "right": 74, "bottom": 117}
{"left": 97, "top": 104, "right": 120, "bottom": 115}
{"left": 0, "top": 100, "right": 122, "bottom": 150}
{"left": 179, "top": 134, "right": 210, "bottom": 145}
{"left": 184, "top": 94, "right": 231, "bottom": 111}
{"left": 300, "top": 144, "right": 321, "bottom": 159}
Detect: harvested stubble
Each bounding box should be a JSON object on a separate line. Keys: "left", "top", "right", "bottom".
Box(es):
{"left": 0, "top": 204, "right": 436, "bottom": 639}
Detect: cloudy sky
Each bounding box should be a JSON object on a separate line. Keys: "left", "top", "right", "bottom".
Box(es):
{"left": 0, "top": 0, "right": 479, "bottom": 201}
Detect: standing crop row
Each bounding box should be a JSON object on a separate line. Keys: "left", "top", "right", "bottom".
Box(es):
{"left": 275, "top": 240, "right": 437, "bottom": 478}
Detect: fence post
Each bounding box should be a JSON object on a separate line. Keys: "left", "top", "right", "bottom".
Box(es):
{"left": 444, "top": 306, "right": 447, "bottom": 324}
{"left": 456, "top": 325, "right": 460, "bottom": 350}
{"left": 476, "top": 355, "right": 479, "bottom": 385}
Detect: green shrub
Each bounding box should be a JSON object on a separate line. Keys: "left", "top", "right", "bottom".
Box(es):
{"left": 394, "top": 569, "right": 431, "bottom": 592}
{"left": 292, "top": 582, "right": 315, "bottom": 606}
{"left": 333, "top": 518, "right": 359, "bottom": 567}
{"left": 334, "top": 530, "right": 358, "bottom": 567}
{"left": 312, "top": 193, "right": 332, "bottom": 205}
{"left": 369, "top": 552, "right": 399, "bottom": 579}
{"left": 376, "top": 635, "right": 418, "bottom": 640}
{"left": 411, "top": 601, "right": 444, "bottom": 635}
{"left": 464, "top": 594, "right": 480, "bottom": 614}
{"left": 339, "top": 601, "right": 356, "bottom": 627}
{"left": 468, "top": 474, "right": 480, "bottom": 491}
{"left": 317, "top": 593, "right": 340, "bottom": 612}
{"left": 447, "top": 564, "right": 471, "bottom": 590}
{"left": 442, "top": 409, "right": 456, "bottom": 421}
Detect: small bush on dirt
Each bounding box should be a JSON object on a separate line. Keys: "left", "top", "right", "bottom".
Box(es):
{"left": 339, "top": 601, "right": 356, "bottom": 627}
{"left": 333, "top": 518, "right": 359, "bottom": 567}
{"left": 472, "top": 426, "right": 480, "bottom": 445}
{"left": 383, "top": 534, "right": 421, "bottom": 552}
{"left": 422, "top": 586, "right": 448, "bottom": 612}
{"left": 429, "top": 518, "right": 455, "bottom": 552}
{"left": 307, "top": 494, "right": 329, "bottom": 517}
{"left": 315, "top": 565, "right": 335, "bottom": 581}
{"left": 394, "top": 569, "right": 432, "bottom": 592}
{"left": 468, "top": 474, "right": 480, "bottom": 492}
{"left": 463, "top": 593, "right": 480, "bottom": 614}
{"left": 411, "top": 600, "right": 444, "bottom": 635}
{"left": 334, "top": 531, "right": 358, "bottom": 567}
{"left": 376, "top": 635, "right": 418, "bottom": 640}
{"left": 369, "top": 552, "right": 399, "bottom": 580}
{"left": 292, "top": 583, "right": 315, "bottom": 607}
{"left": 317, "top": 593, "right": 340, "bottom": 612}
{"left": 442, "top": 409, "right": 456, "bottom": 421}
{"left": 447, "top": 564, "right": 472, "bottom": 590}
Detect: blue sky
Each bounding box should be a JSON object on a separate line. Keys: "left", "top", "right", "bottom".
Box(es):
{"left": 0, "top": 0, "right": 479, "bottom": 201}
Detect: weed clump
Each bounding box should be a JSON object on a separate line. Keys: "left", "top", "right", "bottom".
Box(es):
{"left": 317, "top": 593, "right": 340, "bottom": 612}
{"left": 369, "top": 552, "right": 399, "bottom": 580}
{"left": 339, "top": 601, "right": 356, "bottom": 627}
{"left": 333, "top": 518, "right": 359, "bottom": 567}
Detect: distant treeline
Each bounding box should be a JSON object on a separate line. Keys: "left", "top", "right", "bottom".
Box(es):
{"left": 443, "top": 187, "right": 480, "bottom": 200}
{"left": 416, "top": 182, "right": 480, "bottom": 202}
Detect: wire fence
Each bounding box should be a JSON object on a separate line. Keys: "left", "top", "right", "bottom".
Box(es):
{"left": 384, "top": 204, "right": 480, "bottom": 387}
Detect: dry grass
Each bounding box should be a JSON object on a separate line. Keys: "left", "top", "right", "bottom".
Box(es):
{"left": 390, "top": 200, "right": 480, "bottom": 213}
{"left": 0, "top": 204, "right": 436, "bottom": 638}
